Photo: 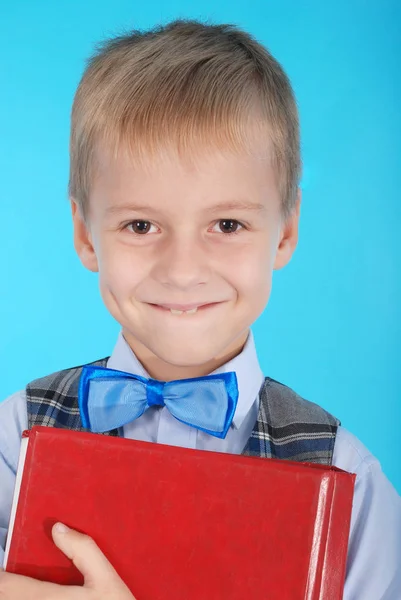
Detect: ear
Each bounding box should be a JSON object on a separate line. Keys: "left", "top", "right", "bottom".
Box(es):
{"left": 70, "top": 199, "right": 99, "bottom": 273}
{"left": 273, "top": 188, "right": 301, "bottom": 270}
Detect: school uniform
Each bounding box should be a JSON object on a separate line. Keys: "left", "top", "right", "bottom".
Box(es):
{"left": 0, "top": 330, "right": 400, "bottom": 598}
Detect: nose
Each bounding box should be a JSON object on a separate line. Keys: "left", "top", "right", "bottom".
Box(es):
{"left": 153, "top": 234, "right": 211, "bottom": 290}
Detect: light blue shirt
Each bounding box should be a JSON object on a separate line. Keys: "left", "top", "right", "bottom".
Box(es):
{"left": 0, "top": 331, "right": 400, "bottom": 599}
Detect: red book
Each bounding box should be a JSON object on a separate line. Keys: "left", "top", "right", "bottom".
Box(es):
{"left": 4, "top": 426, "right": 355, "bottom": 599}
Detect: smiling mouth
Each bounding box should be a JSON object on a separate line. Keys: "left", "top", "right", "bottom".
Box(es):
{"left": 149, "top": 303, "right": 222, "bottom": 316}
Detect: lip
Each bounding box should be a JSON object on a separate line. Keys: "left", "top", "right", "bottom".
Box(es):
{"left": 149, "top": 302, "right": 222, "bottom": 312}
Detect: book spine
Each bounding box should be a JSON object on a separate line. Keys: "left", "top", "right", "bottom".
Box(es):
{"left": 318, "top": 472, "right": 356, "bottom": 600}
{"left": 304, "top": 473, "right": 334, "bottom": 599}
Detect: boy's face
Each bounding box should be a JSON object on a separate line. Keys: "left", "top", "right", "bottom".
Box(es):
{"left": 72, "top": 144, "right": 300, "bottom": 381}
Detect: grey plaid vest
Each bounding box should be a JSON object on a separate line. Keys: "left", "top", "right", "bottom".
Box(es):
{"left": 26, "top": 358, "right": 340, "bottom": 465}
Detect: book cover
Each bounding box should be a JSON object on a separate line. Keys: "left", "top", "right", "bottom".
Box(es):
{"left": 4, "top": 426, "right": 356, "bottom": 599}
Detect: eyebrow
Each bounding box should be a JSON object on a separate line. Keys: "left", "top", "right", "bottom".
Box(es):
{"left": 106, "top": 200, "right": 267, "bottom": 215}
{"left": 209, "top": 200, "right": 267, "bottom": 213}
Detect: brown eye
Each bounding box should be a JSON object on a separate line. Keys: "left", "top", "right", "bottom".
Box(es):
{"left": 127, "top": 221, "right": 152, "bottom": 234}
{"left": 218, "top": 220, "right": 241, "bottom": 234}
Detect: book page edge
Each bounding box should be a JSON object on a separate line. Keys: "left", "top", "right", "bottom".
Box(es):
{"left": 3, "top": 436, "right": 29, "bottom": 569}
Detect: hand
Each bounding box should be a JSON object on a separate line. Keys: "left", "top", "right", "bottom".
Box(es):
{"left": 0, "top": 523, "right": 136, "bottom": 599}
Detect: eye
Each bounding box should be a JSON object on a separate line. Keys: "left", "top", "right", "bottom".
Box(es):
{"left": 213, "top": 220, "right": 245, "bottom": 235}
{"left": 123, "top": 219, "right": 246, "bottom": 236}
{"left": 125, "top": 221, "right": 157, "bottom": 235}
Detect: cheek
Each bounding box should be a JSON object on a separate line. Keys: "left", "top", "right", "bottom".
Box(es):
{"left": 233, "top": 244, "right": 274, "bottom": 310}
{"left": 233, "top": 243, "right": 273, "bottom": 285}
{"left": 96, "top": 241, "right": 144, "bottom": 293}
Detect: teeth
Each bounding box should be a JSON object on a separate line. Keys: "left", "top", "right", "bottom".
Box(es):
{"left": 170, "top": 307, "right": 198, "bottom": 315}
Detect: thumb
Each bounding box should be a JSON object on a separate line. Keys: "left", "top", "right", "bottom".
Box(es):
{"left": 52, "top": 523, "right": 129, "bottom": 592}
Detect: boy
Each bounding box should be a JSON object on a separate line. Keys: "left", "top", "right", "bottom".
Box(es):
{"left": 0, "top": 18, "right": 400, "bottom": 600}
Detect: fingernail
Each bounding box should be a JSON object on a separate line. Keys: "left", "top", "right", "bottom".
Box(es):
{"left": 54, "top": 522, "right": 69, "bottom": 534}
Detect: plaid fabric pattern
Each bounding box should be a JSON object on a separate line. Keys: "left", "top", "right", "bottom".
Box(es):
{"left": 26, "top": 363, "right": 339, "bottom": 464}
{"left": 242, "top": 377, "right": 339, "bottom": 464}
{"left": 26, "top": 358, "right": 119, "bottom": 437}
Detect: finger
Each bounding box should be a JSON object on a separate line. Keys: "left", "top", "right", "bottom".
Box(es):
{"left": 52, "top": 523, "right": 130, "bottom": 593}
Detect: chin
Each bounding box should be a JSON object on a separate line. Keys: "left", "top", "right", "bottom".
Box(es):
{"left": 154, "top": 345, "right": 218, "bottom": 367}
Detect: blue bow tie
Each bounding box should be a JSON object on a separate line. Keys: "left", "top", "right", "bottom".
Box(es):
{"left": 78, "top": 365, "right": 239, "bottom": 439}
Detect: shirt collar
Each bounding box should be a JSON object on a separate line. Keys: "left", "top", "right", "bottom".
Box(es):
{"left": 107, "top": 330, "right": 265, "bottom": 430}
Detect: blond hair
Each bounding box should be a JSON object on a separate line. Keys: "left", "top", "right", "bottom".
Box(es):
{"left": 69, "top": 19, "right": 301, "bottom": 221}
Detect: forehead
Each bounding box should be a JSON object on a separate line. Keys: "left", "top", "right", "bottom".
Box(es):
{"left": 91, "top": 142, "right": 280, "bottom": 212}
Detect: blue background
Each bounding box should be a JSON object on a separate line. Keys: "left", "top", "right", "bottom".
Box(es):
{"left": 1, "top": 1, "right": 400, "bottom": 493}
